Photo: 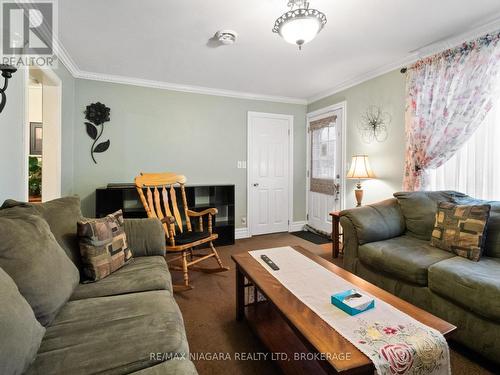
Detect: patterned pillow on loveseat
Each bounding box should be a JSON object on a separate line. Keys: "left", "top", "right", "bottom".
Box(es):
{"left": 430, "top": 202, "right": 491, "bottom": 261}
{"left": 78, "top": 210, "right": 133, "bottom": 281}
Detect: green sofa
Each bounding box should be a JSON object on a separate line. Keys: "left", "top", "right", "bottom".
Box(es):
{"left": 340, "top": 191, "right": 500, "bottom": 364}
{"left": 0, "top": 196, "right": 197, "bottom": 375}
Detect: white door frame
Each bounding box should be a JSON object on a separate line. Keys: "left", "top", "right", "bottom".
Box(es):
{"left": 306, "top": 102, "right": 347, "bottom": 226}
{"left": 24, "top": 66, "right": 62, "bottom": 201}
{"left": 247, "top": 111, "right": 294, "bottom": 236}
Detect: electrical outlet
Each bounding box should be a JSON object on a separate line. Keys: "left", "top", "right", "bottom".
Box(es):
{"left": 237, "top": 161, "right": 247, "bottom": 169}
{"left": 241, "top": 217, "right": 247, "bottom": 225}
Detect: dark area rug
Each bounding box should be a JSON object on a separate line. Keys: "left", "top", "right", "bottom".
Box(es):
{"left": 172, "top": 233, "right": 494, "bottom": 375}
{"left": 290, "top": 230, "right": 331, "bottom": 244}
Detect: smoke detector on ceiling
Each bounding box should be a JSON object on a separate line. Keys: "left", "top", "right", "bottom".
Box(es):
{"left": 215, "top": 30, "right": 238, "bottom": 45}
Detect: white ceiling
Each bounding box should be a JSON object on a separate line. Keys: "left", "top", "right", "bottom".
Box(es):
{"left": 59, "top": 0, "right": 500, "bottom": 102}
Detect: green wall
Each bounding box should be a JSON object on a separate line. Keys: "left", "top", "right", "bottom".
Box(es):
{"left": 308, "top": 70, "right": 406, "bottom": 208}
{"left": 0, "top": 71, "right": 26, "bottom": 201}
{"left": 54, "top": 63, "right": 76, "bottom": 196}
{"left": 73, "top": 79, "right": 307, "bottom": 226}
{"left": 0, "top": 64, "right": 405, "bottom": 223}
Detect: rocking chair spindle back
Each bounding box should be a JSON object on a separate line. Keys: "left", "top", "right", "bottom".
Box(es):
{"left": 134, "top": 172, "right": 228, "bottom": 291}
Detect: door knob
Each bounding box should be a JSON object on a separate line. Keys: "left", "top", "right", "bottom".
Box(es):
{"left": 253, "top": 183, "right": 259, "bottom": 187}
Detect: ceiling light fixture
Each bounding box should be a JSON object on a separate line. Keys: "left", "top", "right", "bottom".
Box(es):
{"left": 273, "top": 0, "right": 327, "bottom": 50}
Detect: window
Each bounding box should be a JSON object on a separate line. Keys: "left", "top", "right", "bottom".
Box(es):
{"left": 427, "top": 98, "right": 500, "bottom": 200}
{"left": 311, "top": 125, "right": 336, "bottom": 180}
{"left": 309, "top": 115, "right": 338, "bottom": 196}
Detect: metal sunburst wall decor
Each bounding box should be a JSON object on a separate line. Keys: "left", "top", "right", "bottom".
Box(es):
{"left": 358, "top": 105, "right": 391, "bottom": 143}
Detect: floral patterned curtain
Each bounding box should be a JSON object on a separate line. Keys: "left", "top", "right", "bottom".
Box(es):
{"left": 403, "top": 31, "right": 500, "bottom": 191}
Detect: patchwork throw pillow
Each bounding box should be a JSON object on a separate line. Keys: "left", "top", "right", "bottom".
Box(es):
{"left": 78, "top": 210, "right": 133, "bottom": 281}
{"left": 430, "top": 202, "right": 491, "bottom": 261}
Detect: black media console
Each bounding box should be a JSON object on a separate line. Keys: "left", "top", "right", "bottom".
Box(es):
{"left": 95, "top": 184, "right": 235, "bottom": 246}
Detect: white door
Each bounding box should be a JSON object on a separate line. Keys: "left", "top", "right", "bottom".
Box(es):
{"left": 307, "top": 105, "right": 345, "bottom": 234}
{"left": 248, "top": 112, "right": 292, "bottom": 236}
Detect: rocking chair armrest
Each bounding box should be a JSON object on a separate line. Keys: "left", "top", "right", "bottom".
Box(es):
{"left": 161, "top": 216, "right": 176, "bottom": 225}
{"left": 187, "top": 208, "right": 218, "bottom": 217}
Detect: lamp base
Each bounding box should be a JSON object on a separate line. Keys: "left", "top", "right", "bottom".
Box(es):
{"left": 354, "top": 189, "right": 363, "bottom": 207}
{"left": 354, "top": 181, "right": 363, "bottom": 207}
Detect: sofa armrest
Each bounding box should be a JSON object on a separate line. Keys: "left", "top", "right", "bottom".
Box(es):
{"left": 339, "top": 216, "right": 360, "bottom": 272}
{"left": 124, "top": 218, "right": 166, "bottom": 257}
{"left": 340, "top": 198, "right": 405, "bottom": 245}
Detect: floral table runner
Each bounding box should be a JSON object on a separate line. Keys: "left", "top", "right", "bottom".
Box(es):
{"left": 249, "top": 247, "right": 450, "bottom": 375}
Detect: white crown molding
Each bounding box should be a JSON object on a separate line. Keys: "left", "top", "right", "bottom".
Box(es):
{"left": 54, "top": 40, "right": 79, "bottom": 77}
{"left": 306, "top": 54, "right": 418, "bottom": 104}
{"left": 72, "top": 70, "right": 308, "bottom": 104}
{"left": 53, "top": 39, "right": 307, "bottom": 105}
{"left": 307, "top": 14, "right": 500, "bottom": 104}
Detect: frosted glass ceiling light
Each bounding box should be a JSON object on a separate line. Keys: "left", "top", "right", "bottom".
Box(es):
{"left": 273, "top": 0, "right": 327, "bottom": 50}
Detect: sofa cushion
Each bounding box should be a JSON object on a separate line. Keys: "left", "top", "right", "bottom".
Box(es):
{"left": 70, "top": 256, "right": 172, "bottom": 300}
{"left": 26, "top": 291, "right": 189, "bottom": 375}
{"left": 130, "top": 359, "right": 198, "bottom": 375}
{"left": 1, "top": 196, "right": 83, "bottom": 270}
{"left": 78, "top": 210, "right": 133, "bottom": 281}
{"left": 428, "top": 256, "right": 500, "bottom": 321}
{"left": 430, "top": 202, "right": 490, "bottom": 261}
{"left": 124, "top": 218, "right": 166, "bottom": 257}
{"left": 0, "top": 209, "right": 80, "bottom": 326}
{"left": 358, "top": 235, "right": 455, "bottom": 285}
{"left": 393, "top": 191, "right": 466, "bottom": 240}
{"left": 0, "top": 267, "right": 46, "bottom": 375}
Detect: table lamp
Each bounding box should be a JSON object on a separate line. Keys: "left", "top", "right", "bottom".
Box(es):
{"left": 346, "top": 155, "right": 376, "bottom": 207}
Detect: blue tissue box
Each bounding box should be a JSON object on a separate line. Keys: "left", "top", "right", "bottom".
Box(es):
{"left": 331, "top": 289, "right": 375, "bottom": 316}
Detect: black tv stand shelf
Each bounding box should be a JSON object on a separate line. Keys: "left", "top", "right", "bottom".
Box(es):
{"left": 96, "top": 183, "right": 235, "bottom": 246}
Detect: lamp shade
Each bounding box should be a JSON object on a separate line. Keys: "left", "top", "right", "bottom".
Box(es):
{"left": 346, "top": 155, "right": 376, "bottom": 179}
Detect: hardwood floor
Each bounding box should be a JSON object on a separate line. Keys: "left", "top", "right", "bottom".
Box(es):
{"left": 172, "top": 233, "right": 494, "bottom": 375}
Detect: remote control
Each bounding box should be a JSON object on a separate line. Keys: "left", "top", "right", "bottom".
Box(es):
{"left": 261, "top": 255, "right": 280, "bottom": 271}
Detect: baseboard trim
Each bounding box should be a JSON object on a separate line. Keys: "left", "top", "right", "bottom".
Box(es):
{"left": 235, "top": 221, "right": 305, "bottom": 239}
{"left": 289, "top": 221, "right": 306, "bottom": 232}
{"left": 235, "top": 227, "right": 250, "bottom": 240}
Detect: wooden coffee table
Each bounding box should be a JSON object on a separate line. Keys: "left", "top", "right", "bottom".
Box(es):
{"left": 232, "top": 246, "right": 456, "bottom": 375}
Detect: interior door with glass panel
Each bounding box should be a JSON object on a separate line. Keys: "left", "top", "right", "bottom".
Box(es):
{"left": 307, "top": 109, "right": 343, "bottom": 234}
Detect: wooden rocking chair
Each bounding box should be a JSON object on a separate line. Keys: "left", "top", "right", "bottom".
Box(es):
{"left": 135, "top": 172, "right": 229, "bottom": 291}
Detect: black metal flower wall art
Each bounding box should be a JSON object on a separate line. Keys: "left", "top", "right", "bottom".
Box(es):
{"left": 84, "top": 102, "right": 111, "bottom": 164}
{"left": 358, "top": 105, "right": 391, "bottom": 144}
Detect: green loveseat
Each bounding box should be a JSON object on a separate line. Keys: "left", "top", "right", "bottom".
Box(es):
{"left": 340, "top": 191, "right": 500, "bottom": 364}
{"left": 0, "top": 196, "right": 197, "bottom": 375}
